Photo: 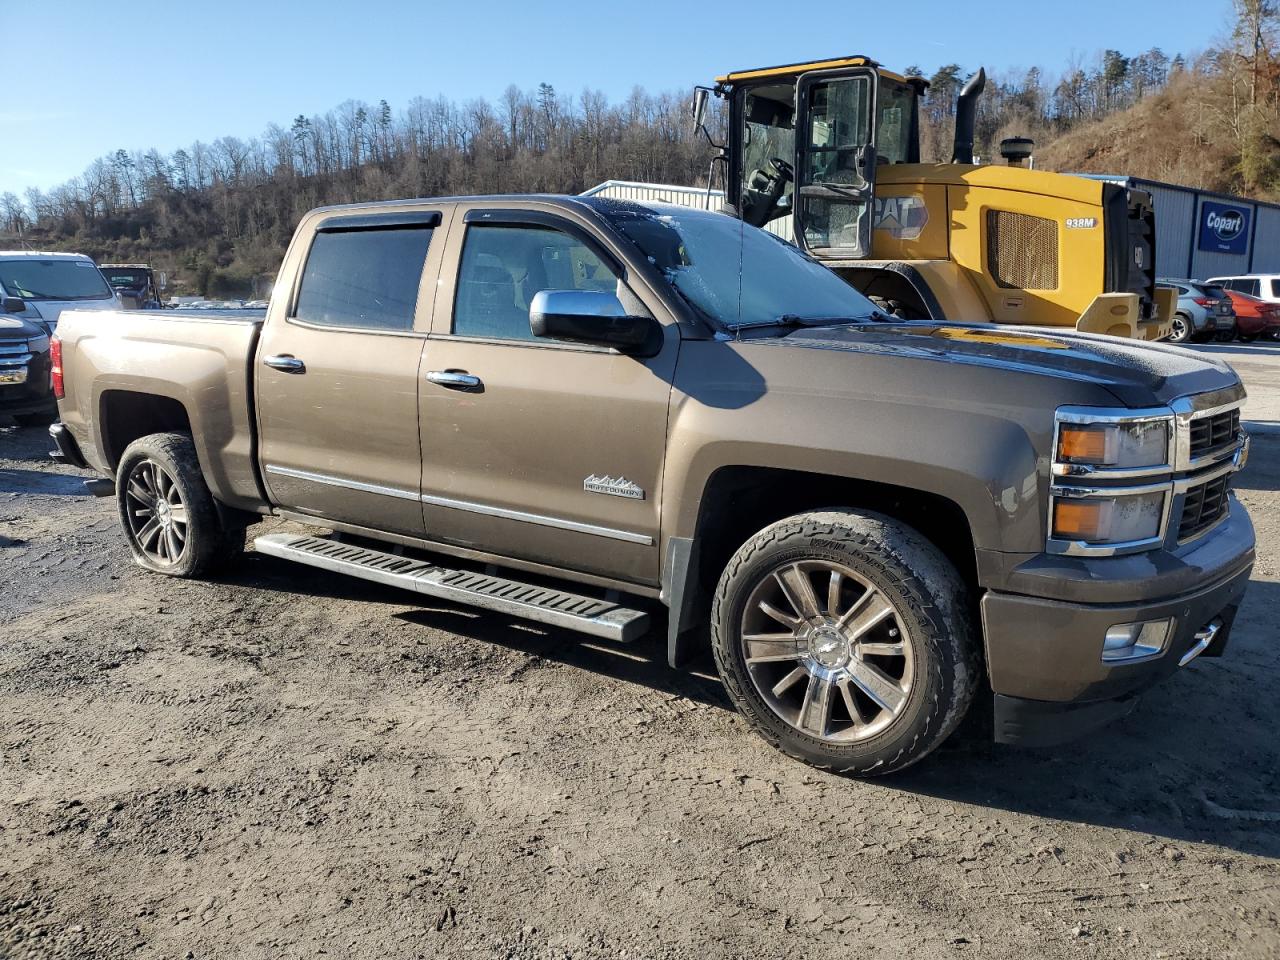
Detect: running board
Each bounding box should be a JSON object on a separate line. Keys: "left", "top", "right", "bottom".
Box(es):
{"left": 253, "top": 533, "right": 650, "bottom": 642}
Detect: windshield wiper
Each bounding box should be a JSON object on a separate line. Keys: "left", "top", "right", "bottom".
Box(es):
{"left": 725, "top": 312, "right": 890, "bottom": 332}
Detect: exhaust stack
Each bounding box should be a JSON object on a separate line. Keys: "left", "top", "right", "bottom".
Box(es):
{"left": 951, "top": 67, "right": 987, "bottom": 165}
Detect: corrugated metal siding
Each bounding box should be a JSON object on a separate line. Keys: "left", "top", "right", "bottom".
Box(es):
{"left": 1085, "top": 173, "right": 1280, "bottom": 280}
{"left": 1145, "top": 184, "right": 1196, "bottom": 278}
{"left": 581, "top": 180, "right": 794, "bottom": 239}
{"left": 1252, "top": 206, "right": 1280, "bottom": 272}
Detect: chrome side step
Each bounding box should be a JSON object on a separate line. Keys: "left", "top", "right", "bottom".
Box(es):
{"left": 253, "top": 533, "right": 650, "bottom": 642}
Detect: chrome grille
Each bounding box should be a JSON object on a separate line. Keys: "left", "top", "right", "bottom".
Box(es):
{"left": 1189, "top": 408, "right": 1240, "bottom": 461}
{"left": 1179, "top": 473, "right": 1231, "bottom": 540}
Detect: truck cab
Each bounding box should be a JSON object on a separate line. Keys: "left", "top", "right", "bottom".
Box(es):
{"left": 704, "top": 55, "right": 1170, "bottom": 340}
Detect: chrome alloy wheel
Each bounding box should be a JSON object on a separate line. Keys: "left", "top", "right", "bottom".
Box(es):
{"left": 739, "top": 560, "right": 915, "bottom": 742}
{"left": 123, "top": 458, "right": 189, "bottom": 565}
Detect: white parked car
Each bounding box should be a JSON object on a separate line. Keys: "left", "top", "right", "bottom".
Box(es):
{"left": 0, "top": 252, "right": 119, "bottom": 331}
{"left": 1206, "top": 274, "right": 1280, "bottom": 303}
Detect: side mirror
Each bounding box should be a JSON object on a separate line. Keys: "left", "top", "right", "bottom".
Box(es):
{"left": 158, "top": 272, "right": 168, "bottom": 291}
{"left": 529, "top": 290, "right": 660, "bottom": 355}
{"left": 1, "top": 296, "right": 26, "bottom": 314}
{"left": 691, "top": 87, "right": 709, "bottom": 130}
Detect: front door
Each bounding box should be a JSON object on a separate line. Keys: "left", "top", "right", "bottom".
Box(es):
{"left": 794, "top": 68, "right": 878, "bottom": 258}
{"left": 417, "top": 208, "right": 677, "bottom": 587}
{"left": 256, "top": 209, "right": 446, "bottom": 536}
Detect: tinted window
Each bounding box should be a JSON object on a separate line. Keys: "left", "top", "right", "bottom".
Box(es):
{"left": 294, "top": 227, "right": 433, "bottom": 330}
{"left": 453, "top": 225, "right": 617, "bottom": 341}
{"left": 1244, "top": 278, "right": 1261, "bottom": 296}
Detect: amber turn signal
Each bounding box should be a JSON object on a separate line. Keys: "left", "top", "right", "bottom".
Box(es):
{"left": 1052, "top": 500, "right": 1105, "bottom": 541}
{"left": 1057, "top": 424, "right": 1108, "bottom": 463}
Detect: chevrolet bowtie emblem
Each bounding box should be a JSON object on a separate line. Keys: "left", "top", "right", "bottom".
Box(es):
{"left": 583, "top": 475, "right": 645, "bottom": 500}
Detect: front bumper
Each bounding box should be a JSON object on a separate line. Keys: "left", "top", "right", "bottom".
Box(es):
{"left": 982, "top": 505, "right": 1254, "bottom": 746}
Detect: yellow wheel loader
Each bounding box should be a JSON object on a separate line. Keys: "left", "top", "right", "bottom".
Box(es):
{"left": 692, "top": 56, "right": 1172, "bottom": 340}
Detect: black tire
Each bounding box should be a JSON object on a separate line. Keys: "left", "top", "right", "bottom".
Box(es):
{"left": 13, "top": 409, "right": 56, "bottom": 427}
{"left": 1168, "top": 313, "right": 1193, "bottom": 344}
{"left": 115, "top": 432, "right": 244, "bottom": 577}
{"left": 1216, "top": 330, "right": 1236, "bottom": 343}
{"left": 1239, "top": 333, "right": 1258, "bottom": 343}
{"left": 711, "top": 509, "right": 980, "bottom": 776}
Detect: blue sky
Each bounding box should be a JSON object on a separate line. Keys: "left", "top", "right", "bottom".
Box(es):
{"left": 3, "top": 0, "right": 1231, "bottom": 195}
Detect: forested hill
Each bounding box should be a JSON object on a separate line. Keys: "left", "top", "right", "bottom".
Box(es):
{"left": 3, "top": 4, "right": 1275, "bottom": 296}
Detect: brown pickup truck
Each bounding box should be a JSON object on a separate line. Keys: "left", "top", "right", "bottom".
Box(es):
{"left": 49, "top": 195, "right": 1255, "bottom": 775}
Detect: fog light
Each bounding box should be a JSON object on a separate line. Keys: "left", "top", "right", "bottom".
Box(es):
{"left": 1102, "top": 618, "right": 1172, "bottom": 662}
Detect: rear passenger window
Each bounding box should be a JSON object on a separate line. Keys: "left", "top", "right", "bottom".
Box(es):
{"left": 1245, "top": 278, "right": 1261, "bottom": 296}
{"left": 294, "top": 226, "right": 433, "bottom": 331}
{"left": 453, "top": 224, "right": 618, "bottom": 342}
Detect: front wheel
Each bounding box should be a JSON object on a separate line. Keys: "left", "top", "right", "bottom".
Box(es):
{"left": 116, "top": 432, "right": 244, "bottom": 577}
{"left": 711, "top": 509, "right": 979, "bottom": 776}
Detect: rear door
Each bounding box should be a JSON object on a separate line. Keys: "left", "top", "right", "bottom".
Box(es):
{"left": 256, "top": 208, "right": 449, "bottom": 536}
{"left": 416, "top": 206, "right": 678, "bottom": 586}
{"left": 793, "top": 67, "right": 878, "bottom": 259}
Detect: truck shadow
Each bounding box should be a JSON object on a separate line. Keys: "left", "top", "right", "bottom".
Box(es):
{"left": 231, "top": 552, "right": 1280, "bottom": 859}
{"left": 0, "top": 467, "right": 89, "bottom": 497}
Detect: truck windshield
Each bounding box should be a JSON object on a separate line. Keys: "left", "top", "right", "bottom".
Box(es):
{"left": 597, "top": 201, "right": 879, "bottom": 330}
{"left": 103, "top": 268, "right": 149, "bottom": 289}
{"left": 0, "top": 259, "right": 113, "bottom": 301}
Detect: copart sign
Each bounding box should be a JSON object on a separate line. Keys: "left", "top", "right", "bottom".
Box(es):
{"left": 1198, "top": 200, "right": 1251, "bottom": 255}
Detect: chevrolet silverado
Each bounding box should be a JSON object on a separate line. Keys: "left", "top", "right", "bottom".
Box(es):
{"left": 49, "top": 195, "right": 1255, "bottom": 774}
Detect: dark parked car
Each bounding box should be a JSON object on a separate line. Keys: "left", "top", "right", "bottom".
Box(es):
{"left": 0, "top": 310, "right": 56, "bottom": 426}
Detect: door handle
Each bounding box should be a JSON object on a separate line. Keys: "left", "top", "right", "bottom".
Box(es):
{"left": 263, "top": 354, "right": 305, "bottom": 373}
{"left": 426, "top": 370, "right": 483, "bottom": 392}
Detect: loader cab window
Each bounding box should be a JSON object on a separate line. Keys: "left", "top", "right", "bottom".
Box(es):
{"left": 796, "top": 72, "right": 875, "bottom": 258}
{"left": 876, "top": 79, "right": 915, "bottom": 165}
{"left": 737, "top": 85, "right": 796, "bottom": 227}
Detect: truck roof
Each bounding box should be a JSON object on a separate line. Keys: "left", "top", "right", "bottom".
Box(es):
{"left": 0, "top": 251, "right": 97, "bottom": 261}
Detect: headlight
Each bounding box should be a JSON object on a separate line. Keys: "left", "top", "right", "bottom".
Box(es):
{"left": 1050, "top": 489, "right": 1167, "bottom": 546}
{"left": 1055, "top": 418, "right": 1171, "bottom": 473}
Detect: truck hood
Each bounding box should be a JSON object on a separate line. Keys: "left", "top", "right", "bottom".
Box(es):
{"left": 776, "top": 322, "right": 1241, "bottom": 407}
{"left": 19, "top": 296, "right": 118, "bottom": 330}
{"left": 0, "top": 314, "right": 47, "bottom": 342}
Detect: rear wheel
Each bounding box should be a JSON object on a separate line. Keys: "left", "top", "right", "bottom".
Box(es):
{"left": 116, "top": 432, "right": 243, "bottom": 577}
{"left": 711, "top": 509, "right": 979, "bottom": 776}
{"left": 1239, "top": 333, "right": 1258, "bottom": 343}
{"left": 1168, "top": 313, "right": 1193, "bottom": 344}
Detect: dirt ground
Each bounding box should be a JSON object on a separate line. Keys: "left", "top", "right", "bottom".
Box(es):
{"left": 2, "top": 345, "right": 1278, "bottom": 960}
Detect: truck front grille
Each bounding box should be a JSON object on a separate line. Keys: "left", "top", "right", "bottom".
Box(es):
{"left": 988, "top": 211, "right": 1058, "bottom": 290}
{"left": 1189, "top": 408, "right": 1240, "bottom": 461}
{"left": 1179, "top": 473, "right": 1231, "bottom": 540}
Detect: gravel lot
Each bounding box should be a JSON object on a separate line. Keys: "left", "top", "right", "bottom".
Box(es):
{"left": 1, "top": 343, "right": 1278, "bottom": 960}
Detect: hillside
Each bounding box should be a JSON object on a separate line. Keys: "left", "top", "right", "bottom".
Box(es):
{"left": 1036, "top": 71, "right": 1250, "bottom": 195}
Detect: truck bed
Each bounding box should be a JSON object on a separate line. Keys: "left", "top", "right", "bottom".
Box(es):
{"left": 54, "top": 308, "right": 266, "bottom": 511}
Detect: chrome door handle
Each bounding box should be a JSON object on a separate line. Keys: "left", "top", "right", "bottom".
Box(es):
{"left": 426, "top": 370, "right": 483, "bottom": 392}
{"left": 263, "top": 355, "right": 305, "bottom": 373}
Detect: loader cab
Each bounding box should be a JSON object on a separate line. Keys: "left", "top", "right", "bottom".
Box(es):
{"left": 721, "top": 56, "right": 924, "bottom": 260}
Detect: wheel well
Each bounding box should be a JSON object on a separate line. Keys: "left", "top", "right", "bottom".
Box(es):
{"left": 837, "top": 266, "right": 938, "bottom": 321}
{"left": 691, "top": 465, "right": 978, "bottom": 619}
{"left": 100, "top": 391, "right": 192, "bottom": 470}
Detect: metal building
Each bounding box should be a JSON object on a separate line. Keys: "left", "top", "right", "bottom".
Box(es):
{"left": 580, "top": 181, "right": 793, "bottom": 239}
{"left": 1082, "top": 175, "right": 1280, "bottom": 280}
